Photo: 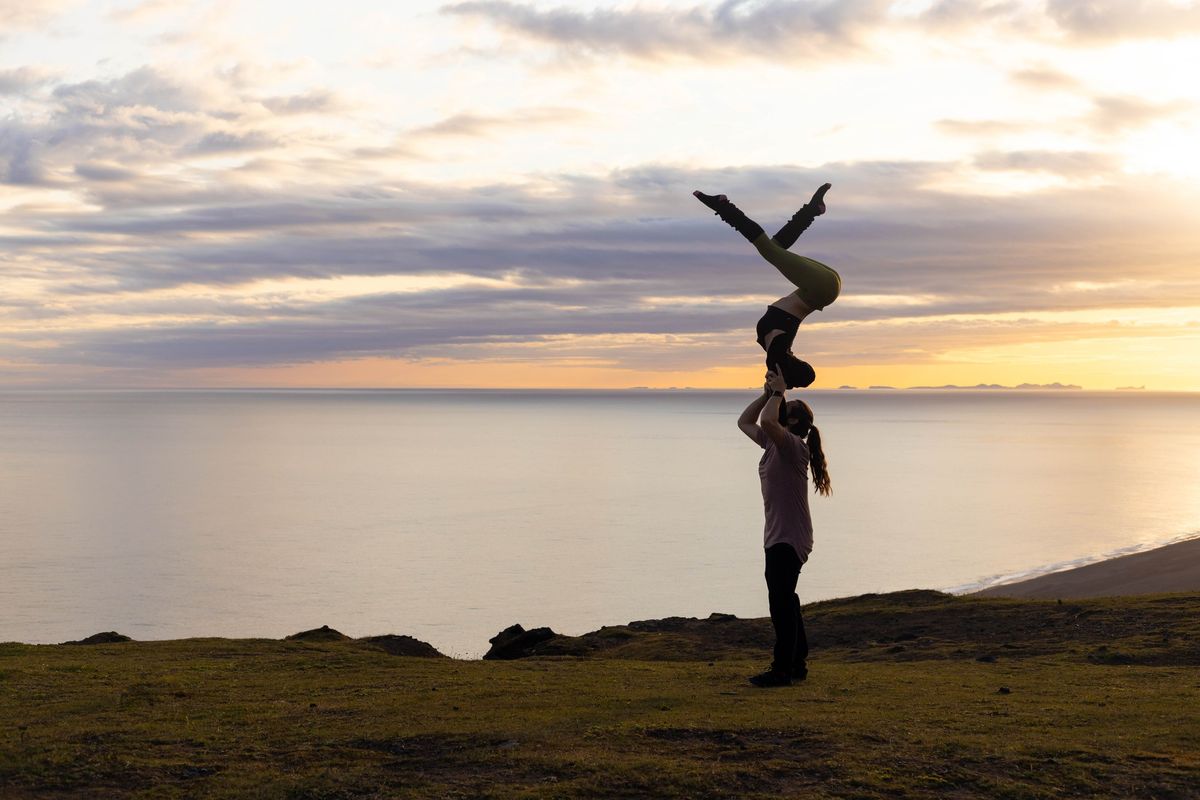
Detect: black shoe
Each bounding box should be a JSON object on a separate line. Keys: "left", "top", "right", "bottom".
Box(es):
{"left": 809, "top": 182, "right": 831, "bottom": 216}
{"left": 748, "top": 668, "right": 791, "bottom": 688}
{"left": 693, "top": 190, "right": 728, "bottom": 212}
{"left": 693, "top": 190, "right": 765, "bottom": 243}
{"left": 792, "top": 665, "right": 808, "bottom": 682}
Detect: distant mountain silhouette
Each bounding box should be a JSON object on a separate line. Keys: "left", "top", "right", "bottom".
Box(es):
{"left": 905, "top": 382, "right": 1083, "bottom": 391}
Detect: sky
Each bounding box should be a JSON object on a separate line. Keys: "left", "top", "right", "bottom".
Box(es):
{"left": 2, "top": 0, "right": 1199, "bottom": 390}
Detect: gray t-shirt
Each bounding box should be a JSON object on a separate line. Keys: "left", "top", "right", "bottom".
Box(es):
{"left": 753, "top": 427, "right": 813, "bottom": 561}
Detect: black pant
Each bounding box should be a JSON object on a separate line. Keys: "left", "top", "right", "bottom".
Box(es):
{"left": 765, "top": 543, "right": 808, "bottom": 676}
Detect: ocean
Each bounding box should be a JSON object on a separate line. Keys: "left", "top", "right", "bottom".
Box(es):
{"left": 2, "top": 389, "right": 1198, "bottom": 658}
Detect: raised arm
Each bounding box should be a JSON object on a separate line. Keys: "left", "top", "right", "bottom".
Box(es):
{"left": 737, "top": 388, "right": 770, "bottom": 442}
{"left": 738, "top": 369, "right": 786, "bottom": 443}
{"left": 759, "top": 367, "right": 792, "bottom": 451}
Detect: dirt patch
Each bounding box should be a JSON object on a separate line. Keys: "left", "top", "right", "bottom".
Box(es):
{"left": 337, "top": 733, "right": 591, "bottom": 797}
{"left": 642, "top": 725, "right": 832, "bottom": 759}
{"left": 348, "top": 733, "right": 510, "bottom": 759}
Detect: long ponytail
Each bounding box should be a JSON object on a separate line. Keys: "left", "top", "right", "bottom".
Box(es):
{"left": 806, "top": 425, "right": 832, "bottom": 497}
{"left": 784, "top": 399, "right": 832, "bottom": 497}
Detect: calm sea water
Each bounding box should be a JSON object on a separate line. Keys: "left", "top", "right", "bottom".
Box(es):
{"left": 2, "top": 389, "right": 1198, "bottom": 657}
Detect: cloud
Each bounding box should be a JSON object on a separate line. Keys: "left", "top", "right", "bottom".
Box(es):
{"left": 188, "top": 130, "right": 281, "bottom": 155}
{"left": 441, "top": 0, "right": 892, "bottom": 61}
{"left": 260, "top": 90, "right": 339, "bottom": 115}
{"left": 7, "top": 157, "right": 1199, "bottom": 378}
{"left": 1045, "top": 0, "right": 1200, "bottom": 42}
{"left": 916, "top": 0, "right": 1029, "bottom": 32}
{"left": 972, "top": 150, "right": 1119, "bottom": 177}
{"left": 347, "top": 107, "right": 586, "bottom": 163}
{"left": 51, "top": 65, "right": 205, "bottom": 115}
{"left": 441, "top": 0, "right": 1200, "bottom": 63}
{"left": 0, "top": 66, "right": 56, "bottom": 95}
{"left": 0, "top": 64, "right": 310, "bottom": 193}
{"left": 0, "top": 127, "right": 45, "bottom": 185}
{"left": 107, "top": 0, "right": 179, "bottom": 24}
{"left": 73, "top": 162, "right": 140, "bottom": 182}
{"left": 931, "top": 0, "right": 1200, "bottom": 43}
{"left": 938, "top": 93, "right": 1194, "bottom": 142}
{"left": 935, "top": 118, "right": 1031, "bottom": 137}
{"left": 4, "top": 5, "right": 1199, "bottom": 386}
{"left": 0, "top": 0, "right": 80, "bottom": 29}
{"left": 1009, "top": 65, "right": 1080, "bottom": 91}
{"left": 1082, "top": 95, "right": 1195, "bottom": 135}
{"left": 410, "top": 106, "right": 586, "bottom": 138}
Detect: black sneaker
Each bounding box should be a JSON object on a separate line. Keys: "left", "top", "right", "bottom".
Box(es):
{"left": 692, "top": 190, "right": 728, "bottom": 212}
{"left": 748, "top": 668, "right": 791, "bottom": 688}
{"left": 809, "top": 183, "right": 831, "bottom": 216}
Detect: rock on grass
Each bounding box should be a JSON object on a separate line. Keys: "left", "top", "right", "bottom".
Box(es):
{"left": 284, "top": 626, "right": 444, "bottom": 656}
{"left": 62, "top": 631, "right": 132, "bottom": 645}
{"left": 357, "top": 635, "right": 445, "bottom": 658}
{"left": 286, "top": 625, "right": 351, "bottom": 642}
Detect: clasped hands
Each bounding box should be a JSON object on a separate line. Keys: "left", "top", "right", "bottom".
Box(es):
{"left": 764, "top": 366, "right": 787, "bottom": 395}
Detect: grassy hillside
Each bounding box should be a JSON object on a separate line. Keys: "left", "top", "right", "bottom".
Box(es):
{"left": 3, "top": 591, "right": 1199, "bottom": 798}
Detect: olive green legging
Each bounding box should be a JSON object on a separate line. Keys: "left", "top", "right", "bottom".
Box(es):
{"left": 751, "top": 234, "right": 842, "bottom": 311}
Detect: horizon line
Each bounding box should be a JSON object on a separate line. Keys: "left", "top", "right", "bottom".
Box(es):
{"left": 1, "top": 385, "right": 1194, "bottom": 394}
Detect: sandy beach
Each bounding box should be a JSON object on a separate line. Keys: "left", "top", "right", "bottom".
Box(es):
{"left": 972, "top": 537, "right": 1200, "bottom": 599}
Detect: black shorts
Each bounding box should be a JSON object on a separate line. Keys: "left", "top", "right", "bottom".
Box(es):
{"left": 755, "top": 305, "right": 800, "bottom": 351}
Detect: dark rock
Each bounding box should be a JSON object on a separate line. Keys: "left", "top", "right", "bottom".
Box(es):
{"left": 482, "top": 615, "right": 773, "bottom": 661}
{"left": 357, "top": 634, "right": 445, "bottom": 658}
{"left": 472, "top": 591, "right": 1200, "bottom": 665}
{"left": 997, "top": 687, "right": 1012, "bottom": 694}
{"left": 483, "top": 624, "right": 558, "bottom": 660}
{"left": 976, "top": 654, "right": 998, "bottom": 663}
{"left": 62, "top": 631, "right": 132, "bottom": 645}
{"left": 286, "top": 625, "right": 350, "bottom": 642}
{"left": 828, "top": 589, "right": 952, "bottom": 608}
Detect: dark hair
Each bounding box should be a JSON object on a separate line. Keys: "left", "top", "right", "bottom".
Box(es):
{"left": 780, "top": 399, "right": 832, "bottom": 497}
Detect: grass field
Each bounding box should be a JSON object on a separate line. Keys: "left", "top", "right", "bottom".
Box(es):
{"left": 3, "top": 592, "right": 1199, "bottom": 798}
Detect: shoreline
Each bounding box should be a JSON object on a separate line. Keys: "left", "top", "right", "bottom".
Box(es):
{"left": 969, "top": 535, "right": 1200, "bottom": 599}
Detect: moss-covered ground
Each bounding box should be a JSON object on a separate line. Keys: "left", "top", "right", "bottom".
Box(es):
{"left": 3, "top": 592, "right": 1199, "bottom": 798}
